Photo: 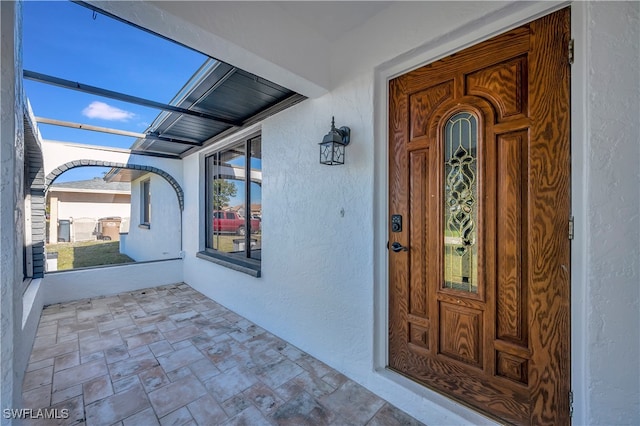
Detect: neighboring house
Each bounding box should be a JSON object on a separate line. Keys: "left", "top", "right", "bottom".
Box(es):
{"left": 229, "top": 204, "right": 262, "bottom": 221}
{"left": 46, "top": 177, "right": 131, "bottom": 242}
{"left": 2, "top": 2, "right": 638, "bottom": 426}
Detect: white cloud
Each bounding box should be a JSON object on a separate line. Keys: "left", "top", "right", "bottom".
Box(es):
{"left": 82, "top": 101, "right": 135, "bottom": 121}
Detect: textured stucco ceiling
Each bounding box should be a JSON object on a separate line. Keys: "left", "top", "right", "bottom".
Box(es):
{"left": 271, "top": 1, "right": 393, "bottom": 42}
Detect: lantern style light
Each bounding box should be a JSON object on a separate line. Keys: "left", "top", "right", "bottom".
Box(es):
{"left": 319, "top": 116, "right": 350, "bottom": 165}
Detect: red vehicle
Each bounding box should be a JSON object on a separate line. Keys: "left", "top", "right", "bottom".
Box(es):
{"left": 213, "top": 211, "right": 260, "bottom": 235}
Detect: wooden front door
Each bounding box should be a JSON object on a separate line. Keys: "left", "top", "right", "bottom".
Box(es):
{"left": 388, "top": 8, "right": 570, "bottom": 425}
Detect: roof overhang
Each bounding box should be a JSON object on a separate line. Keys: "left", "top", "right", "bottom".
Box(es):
{"left": 128, "top": 58, "right": 305, "bottom": 158}
{"left": 25, "top": 58, "right": 305, "bottom": 158}
{"left": 103, "top": 168, "right": 149, "bottom": 184}
{"left": 47, "top": 187, "right": 131, "bottom": 195}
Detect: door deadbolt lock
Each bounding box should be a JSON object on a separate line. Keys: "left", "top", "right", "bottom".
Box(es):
{"left": 391, "top": 214, "right": 402, "bottom": 232}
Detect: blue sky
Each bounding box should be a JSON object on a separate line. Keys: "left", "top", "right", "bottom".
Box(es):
{"left": 23, "top": 1, "right": 207, "bottom": 182}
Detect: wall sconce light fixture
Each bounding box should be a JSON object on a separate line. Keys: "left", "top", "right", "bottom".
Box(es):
{"left": 319, "top": 116, "right": 350, "bottom": 165}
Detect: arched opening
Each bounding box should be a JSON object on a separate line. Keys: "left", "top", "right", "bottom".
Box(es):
{"left": 45, "top": 160, "right": 184, "bottom": 209}
{"left": 42, "top": 162, "right": 183, "bottom": 272}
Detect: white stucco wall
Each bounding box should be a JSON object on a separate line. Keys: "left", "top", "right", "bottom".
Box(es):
{"left": 122, "top": 173, "right": 181, "bottom": 262}
{"left": 18, "top": 278, "right": 45, "bottom": 393}
{"left": 177, "top": 3, "right": 640, "bottom": 425}
{"left": 41, "top": 140, "right": 183, "bottom": 186}
{"left": 0, "top": 0, "right": 25, "bottom": 417}
{"left": 582, "top": 2, "right": 640, "bottom": 424}
{"left": 43, "top": 260, "right": 183, "bottom": 305}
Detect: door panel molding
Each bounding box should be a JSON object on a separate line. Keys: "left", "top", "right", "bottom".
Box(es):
{"left": 388, "top": 8, "right": 570, "bottom": 425}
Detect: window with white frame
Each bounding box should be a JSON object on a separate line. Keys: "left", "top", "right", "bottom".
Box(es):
{"left": 203, "top": 134, "right": 262, "bottom": 272}
{"left": 140, "top": 178, "right": 151, "bottom": 227}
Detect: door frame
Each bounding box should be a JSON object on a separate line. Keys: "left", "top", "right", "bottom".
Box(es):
{"left": 372, "top": 1, "right": 587, "bottom": 423}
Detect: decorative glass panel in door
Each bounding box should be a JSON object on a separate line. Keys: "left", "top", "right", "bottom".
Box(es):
{"left": 444, "top": 112, "right": 478, "bottom": 292}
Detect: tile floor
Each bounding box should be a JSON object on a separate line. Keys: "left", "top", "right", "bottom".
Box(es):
{"left": 22, "top": 283, "right": 424, "bottom": 425}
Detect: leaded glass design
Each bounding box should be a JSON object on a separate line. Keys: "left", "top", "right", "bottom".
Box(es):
{"left": 319, "top": 141, "right": 345, "bottom": 165}
{"left": 443, "top": 112, "right": 478, "bottom": 293}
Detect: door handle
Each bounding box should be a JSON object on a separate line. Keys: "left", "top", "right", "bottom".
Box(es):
{"left": 390, "top": 242, "right": 408, "bottom": 252}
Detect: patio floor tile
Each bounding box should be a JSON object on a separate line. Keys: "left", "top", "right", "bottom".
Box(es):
{"left": 25, "top": 357, "right": 54, "bottom": 373}
{"left": 221, "top": 394, "right": 252, "bottom": 418}
{"left": 54, "top": 351, "right": 80, "bottom": 372}
{"left": 125, "top": 329, "right": 164, "bottom": 350}
{"left": 85, "top": 383, "right": 150, "bottom": 426}
{"left": 149, "top": 340, "right": 174, "bottom": 357}
{"left": 162, "top": 324, "right": 203, "bottom": 344}
{"left": 319, "top": 380, "right": 385, "bottom": 425}
{"left": 187, "top": 358, "right": 220, "bottom": 381}
{"left": 136, "top": 366, "right": 168, "bottom": 393}
{"left": 157, "top": 345, "right": 206, "bottom": 373}
{"left": 243, "top": 382, "right": 285, "bottom": 415}
{"left": 51, "top": 383, "right": 82, "bottom": 405}
{"left": 148, "top": 375, "right": 207, "bottom": 418}
{"left": 108, "top": 353, "right": 159, "bottom": 381}
{"left": 22, "top": 384, "right": 51, "bottom": 409}
{"left": 368, "top": 403, "right": 426, "bottom": 426}
{"left": 22, "top": 283, "right": 424, "bottom": 426}
{"left": 225, "top": 404, "right": 272, "bottom": 426}
{"left": 186, "top": 394, "right": 228, "bottom": 425}
{"left": 29, "top": 340, "right": 78, "bottom": 363}
{"left": 104, "top": 345, "right": 130, "bottom": 364}
{"left": 271, "top": 391, "right": 335, "bottom": 426}
{"left": 80, "top": 334, "right": 123, "bottom": 356}
{"left": 122, "top": 407, "right": 160, "bottom": 426}
{"left": 52, "top": 359, "right": 108, "bottom": 392}
{"left": 22, "top": 365, "right": 53, "bottom": 391}
{"left": 45, "top": 395, "right": 85, "bottom": 426}
{"left": 160, "top": 407, "right": 196, "bottom": 426}
{"left": 203, "top": 365, "right": 258, "bottom": 402}
{"left": 83, "top": 375, "right": 114, "bottom": 405}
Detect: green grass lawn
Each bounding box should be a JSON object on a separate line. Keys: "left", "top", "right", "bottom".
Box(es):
{"left": 212, "top": 234, "right": 262, "bottom": 252}
{"left": 46, "top": 240, "right": 134, "bottom": 271}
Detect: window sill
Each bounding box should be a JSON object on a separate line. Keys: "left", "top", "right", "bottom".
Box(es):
{"left": 138, "top": 224, "right": 151, "bottom": 230}
{"left": 196, "top": 250, "right": 261, "bottom": 277}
